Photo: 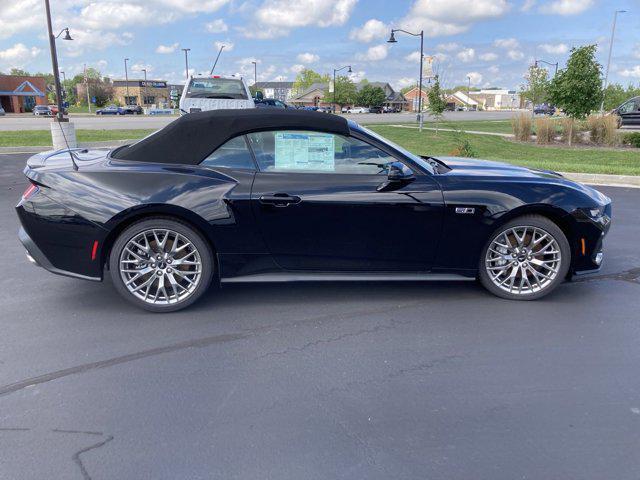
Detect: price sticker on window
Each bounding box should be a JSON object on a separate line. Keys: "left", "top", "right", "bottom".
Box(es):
{"left": 275, "top": 132, "right": 335, "bottom": 171}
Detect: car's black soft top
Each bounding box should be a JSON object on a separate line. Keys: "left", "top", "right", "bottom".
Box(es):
{"left": 111, "top": 108, "right": 350, "bottom": 165}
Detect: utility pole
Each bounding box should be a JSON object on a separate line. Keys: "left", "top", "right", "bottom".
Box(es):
{"left": 467, "top": 75, "right": 471, "bottom": 110}
{"left": 141, "top": 68, "right": 147, "bottom": 107}
{"left": 251, "top": 61, "right": 257, "bottom": 86}
{"left": 44, "top": 0, "right": 66, "bottom": 121}
{"left": 182, "top": 48, "right": 191, "bottom": 80}
{"left": 84, "top": 63, "right": 91, "bottom": 113}
{"left": 124, "top": 58, "right": 130, "bottom": 104}
{"left": 601, "top": 9, "right": 626, "bottom": 114}
{"left": 333, "top": 65, "right": 352, "bottom": 113}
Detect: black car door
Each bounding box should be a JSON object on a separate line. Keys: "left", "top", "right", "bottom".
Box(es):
{"left": 618, "top": 98, "right": 640, "bottom": 125}
{"left": 247, "top": 129, "right": 444, "bottom": 272}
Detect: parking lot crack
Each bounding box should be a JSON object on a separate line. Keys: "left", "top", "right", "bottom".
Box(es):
{"left": 72, "top": 434, "right": 114, "bottom": 480}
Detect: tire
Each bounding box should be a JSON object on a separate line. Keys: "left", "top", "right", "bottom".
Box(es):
{"left": 109, "top": 217, "right": 214, "bottom": 312}
{"left": 478, "top": 215, "right": 571, "bottom": 300}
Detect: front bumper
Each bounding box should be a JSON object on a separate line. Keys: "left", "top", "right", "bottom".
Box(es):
{"left": 571, "top": 203, "right": 611, "bottom": 275}
{"left": 18, "top": 226, "right": 101, "bottom": 282}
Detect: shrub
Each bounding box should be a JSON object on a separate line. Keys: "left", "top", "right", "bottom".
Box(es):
{"left": 511, "top": 113, "right": 532, "bottom": 142}
{"left": 622, "top": 132, "right": 640, "bottom": 148}
{"left": 560, "top": 117, "right": 581, "bottom": 145}
{"left": 448, "top": 129, "right": 478, "bottom": 158}
{"left": 534, "top": 117, "right": 556, "bottom": 144}
{"left": 586, "top": 115, "right": 619, "bottom": 146}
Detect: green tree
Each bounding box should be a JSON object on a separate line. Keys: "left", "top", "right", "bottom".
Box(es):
{"left": 324, "top": 75, "right": 356, "bottom": 110}
{"left": 356, "top": 84, "right": 386, "bottom": 107}
{"left": 293, "top": 68, "right": 329, "bottom": 94}
{"left": 521, "top": 64, "right": 550, "bottom": 108}
{"left": 9, "top": 68, "right": 30, "bottom": 76}
{"left": 426, "top": 76, "right": 446, "bottom": 134}
{"left": 548, "top": 45, "right": 602, "bottom": 144}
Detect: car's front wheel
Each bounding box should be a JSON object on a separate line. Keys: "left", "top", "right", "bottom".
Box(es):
{"left": 478, "top": 215, "right": 570, "bottom": 300}
{"left": 109, "top": 218, "right": 214, "bottom": 312}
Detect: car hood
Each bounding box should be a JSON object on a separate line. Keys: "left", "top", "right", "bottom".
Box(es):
{"left": 434, "top": 156, "right": 610, "bottom": 205}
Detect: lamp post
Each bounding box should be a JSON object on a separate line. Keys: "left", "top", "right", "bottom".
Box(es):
{"left": 141, "top": 68, "right": 147, "bottom": 107}
{"left": 124, "top": 58, "right": 130, "bottom": 104}
{"left": 388, "top": 28, "right": 424, "bottom": 130}
{"left": 251, "top": 61, "right": 257, "bottom": 86}
{"left": 332, "top": 65, "right": 352, "bottom": 113}
{"left": 182, "top": 48, "right": 191, "bottom": 80}
{"left": 534, "top": 59, "right": 558, "bottom": 76}
{"left": 44, "top": 0, "right": 72, "bottom": 122}
{"left": 601, "top": 9, "right": 626, "bottom": 114}
{"left": 467, "top": 75, "right": 471, "bottom": 109}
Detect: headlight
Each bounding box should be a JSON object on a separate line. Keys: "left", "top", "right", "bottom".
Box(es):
{"left": 582, "top": 206, "right": 610, "bottom": 226}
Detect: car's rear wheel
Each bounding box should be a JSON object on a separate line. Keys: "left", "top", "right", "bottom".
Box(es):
{"left": 109, "top": 218, "right": 214, "bottom": 312}
{"left": 478, "top": 215, "right": 570, "bottom": 300}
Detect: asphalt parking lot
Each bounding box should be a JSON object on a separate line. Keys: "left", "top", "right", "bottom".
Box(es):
{"left": 1, "top": 152, "right": 640, "bottom": 479}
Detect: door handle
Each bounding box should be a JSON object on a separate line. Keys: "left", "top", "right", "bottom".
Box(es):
{"left": 259, "top": 193, "right": 301, "bottom": 207}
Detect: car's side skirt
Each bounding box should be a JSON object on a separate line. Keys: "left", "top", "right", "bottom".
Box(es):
{"left": 221, "top": 272, "right": 475, "bottom": 283}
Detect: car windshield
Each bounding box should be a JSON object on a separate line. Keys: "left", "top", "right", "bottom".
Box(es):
{"left": 357, "top": 125, "right": 435, "bottom": 174}
{"left": 185, "top": 78, "right": 248, "bottom": 100}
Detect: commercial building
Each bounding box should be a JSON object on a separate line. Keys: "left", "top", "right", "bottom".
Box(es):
{"left": 445, "top": 91, "right": 479, "bottom": 111}
{"left": 468, "top": 89, "right": 522, "bottom": 110}
{"left": 111, "top": 79, "right": 171, "bottom": 107}
{"left": 289, "top": 81, "right": 407, "bottom": 110}
{"left": 0, "top": 75, "right": 48, "bottom": 113}
{"left": 254, "top": 81, "right": 294, "bottom": 102}
{"left": 403, "top": 86, "right": 429, "bottom": 112}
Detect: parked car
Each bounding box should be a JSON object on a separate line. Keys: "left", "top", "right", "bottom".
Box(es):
{"left": 316, "top": 106, "right": 333, "bottom": 113}
{"left": 96, "top": 105, "right": 125, "bottom": 115}
{"left": 33, "top": 105, "right": 52, "bottom": 116}
{"left": 255, "top": 98, "right": 289, "bottom": 109}
{"left": 612, "top": 96, "right": 640, "bottom": 127}
{"left": 533, "top": 104, "right": 556, "bottom": 116}
{"left": 123, "top": 105, "right": 143, "bottom": 115}
{"left": 0, "top": 106, "right": 5, "bottom": 116}
{"left": 180, "top": 75, "right": 254, "bottom": 114}
{"left": 344, "top": 106, "right": 369, "bottom": 114}
{"left": 302, "top": 106, "right": 318, "bottom": 111}
{"left": 382, "top": 106, "right": 398, "bottom": 113}
{"left": 16, "top": 109, "right": 612, "bottom": 312}
{"left": 369, "top": 106, "right": 383, "bottom": 114}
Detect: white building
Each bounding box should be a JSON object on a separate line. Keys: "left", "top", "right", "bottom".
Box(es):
{"left": 254, "top": 81, "right": 295, "bottom": 102}
{"left": 468, "top": 89, "right": 522, "bottom": 110}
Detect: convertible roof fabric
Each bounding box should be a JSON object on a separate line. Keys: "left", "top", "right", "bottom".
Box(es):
{"left": 111, "top": 108, "right": 351, "bottom": 165}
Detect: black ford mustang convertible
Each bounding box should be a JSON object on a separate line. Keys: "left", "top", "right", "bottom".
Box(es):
{"left": 16, "top": 109, "right": 611, "bottom": 312}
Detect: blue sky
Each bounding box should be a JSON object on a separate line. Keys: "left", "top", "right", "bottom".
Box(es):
{"left": 1, "top": 0, "right": 638, "bottom": 90}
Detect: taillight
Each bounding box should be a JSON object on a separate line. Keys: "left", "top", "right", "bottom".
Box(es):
{"left": 22, "top": 183, "right": 39, "bottom": 201}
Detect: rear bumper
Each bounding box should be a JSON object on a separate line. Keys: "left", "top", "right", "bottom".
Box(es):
{"left": 18, "top": 226, "right": 101, "bottom": 282}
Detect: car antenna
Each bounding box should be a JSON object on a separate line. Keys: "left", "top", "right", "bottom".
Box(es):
{"left": 54, "top": 118, "right": 79, "bottom": 171}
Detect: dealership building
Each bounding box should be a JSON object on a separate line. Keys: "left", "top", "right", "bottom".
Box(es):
{"left": 0, "top": 75, "right": 48, "bottom": 113}
{"left": 111, "top": 79, "right": 172, "bottom": 107}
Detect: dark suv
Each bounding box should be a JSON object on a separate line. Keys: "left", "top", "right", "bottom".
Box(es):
{"left": 613, "top": 97, "right": 640, "bottom": 127}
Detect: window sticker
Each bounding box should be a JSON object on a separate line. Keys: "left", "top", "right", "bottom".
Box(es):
{"left": 275, "top": 132, "right": 335, "bottom": 171}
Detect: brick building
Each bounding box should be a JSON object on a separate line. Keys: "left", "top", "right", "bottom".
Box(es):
{"left": 111, "top": 79, "right": 170, "bottom": 107}
{"left": 0, "top": 75, "right": 48, "bottom": 113}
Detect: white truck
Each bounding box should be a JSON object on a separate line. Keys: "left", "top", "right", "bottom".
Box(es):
{"left": 179, "top": 75, "right": 255, "bottom": 114}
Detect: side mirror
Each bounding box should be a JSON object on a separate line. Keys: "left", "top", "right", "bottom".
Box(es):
{"left": 377, "top": 161, "right": 415, "bottom": 191}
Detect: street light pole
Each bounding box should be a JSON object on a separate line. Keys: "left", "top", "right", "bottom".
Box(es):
{"left": 251, "top": 61, "right": 257, "bottom": 87}
{"left": 182, "top": 48, "right": 191, "bottom": 80}
{"left": 534, "top": 59, "right": 558, "bottom": 76}
{"left": 601, "top": 9, "right": 626, "bottom": 114}
{"left": 333, "top": 65, "right": 352, "bottom": 114}
{"left": 44, "top": 0, "right": 72, "bottom": 122}
{"left": 141, "top": 68, "right": 147, "bottom": 107}
{"left": 388, "top": 29, "right": 424, "bottom": 130}
{"left": 124, "top": 58, "right": 130, "bottom": 104}
{"left": 467, "top": 75, "right": 471, "bottom": 108}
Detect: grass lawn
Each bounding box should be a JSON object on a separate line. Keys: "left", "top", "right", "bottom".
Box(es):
{"left": 0, "top": 129, "right": 155, "bottom": 147}
{"left": 369, "top": 125, "right": 640, "bottom": 176}
{"left": 432, "top": 120, "right": 514, "bottom": 134}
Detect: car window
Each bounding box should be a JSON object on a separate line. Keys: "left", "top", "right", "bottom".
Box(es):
{"left": 201, "top": 136, "right": 255, "bottom": 170}
{"left": 247, "top": 130, "right": 397, "bottom": 175}
{"left": 619, "top": 100, "right": 638, "bottom": 114}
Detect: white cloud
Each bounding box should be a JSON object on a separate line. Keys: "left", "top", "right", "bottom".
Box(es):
{"left": 205, "top": 19, "right": 228, "bottom": 33}
{"left": 356, "top": 44, "right": 388, "bottom": 62}
{"left": 507, "top": 49, "right": 525, "bottom": 60}
{"left": 156, "top": 43, "right": 179, "bottom": 54}
{"left": 521, "top": 0, "right": 536, "bottom": 11}
{"left": 349, "top": 19, "right": 388, "bottom": 43}
{"left": 0, "top": 43, "right": 41, "bottom": 69}
{"left": 0, "top": 0, "right": 43, "bottom": 40}
{"left": 619, "top": 66, "right": 640, "bottom": 78}
{"left": 59, "top": 29, "right": 134, "bottom": 57}
{"left": 539, "top": 0, "right": 594, "bottom": 15}
{"left": 156, "top": 0, "right": 230, "bottom": 13}
{"left": 488, "top": 65, "right": 500, "bottom": 74}
{"left": 538, "top": 43, "right": 569, "bottom": 54}
{"left": 466, "top": 71, "right": 483, "bottom": 85}
{"left": 297, "top": 52, "right": 319, "bottom": 64}
{"left": 245, "top": 0, "right": 357, "bottom": 38}
{"left": 400, "top": 0, "right": 510, "bottom": 38}
{"left": 479, "top": 52, "right": 498, "bottom": 61}
{"left": 436, "top": 42, "right": 459, "bottom": 52}
{"left": 349, "top": 70, "right": 366, "bottom": 83}
{"left": 393, "top": 77, "right": 416, "bottom": 90}
{"left": 214, "top": 40, "right": 234, "bottom": 52}
{"left": 290, "top": 64, "right": 306, "bottom": 73}
{"left": 494, "top": 38, "right": 520, "bottom": 49}
{"left": 78, "top": 2, "right": 167, "bottom": 30}
{"left": 131, "top": 63, "right": 153, "bottom": 73}
{"left": 405, "top": 51, "right": 422, "bottom": 62}
{"left": 456, "top": 48, "right": 475, "bottom": 63}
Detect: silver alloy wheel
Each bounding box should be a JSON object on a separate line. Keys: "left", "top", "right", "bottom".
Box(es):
{"left": 119, "top": 228, "right": 202, "bottom": 305}
{"left": 485, "top": 225, "right": 562, "bottom": 295}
